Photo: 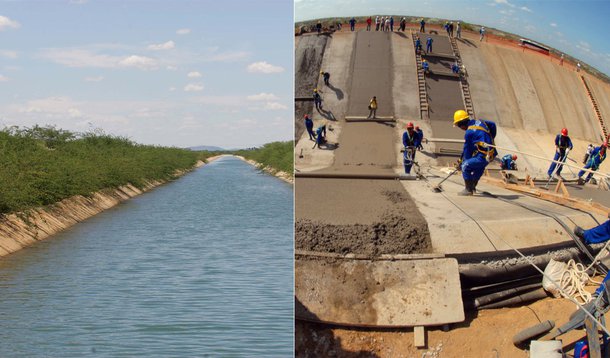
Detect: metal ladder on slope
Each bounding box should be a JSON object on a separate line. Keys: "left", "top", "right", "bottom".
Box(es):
{"left": 581, "top": 75, "right": 608, "bottom": 141}
{"left": 449, "top": 36, "right": 476, "bottom": 119}
{"left": 412, "top": 32, "right": 429, "bottom": 120}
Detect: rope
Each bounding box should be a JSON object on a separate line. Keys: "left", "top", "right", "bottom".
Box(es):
{"left": 558, "top": 259, "right": 592, "bottom": 304}
{"left": 480, "top": 142, "right": 609, "bottom": 179}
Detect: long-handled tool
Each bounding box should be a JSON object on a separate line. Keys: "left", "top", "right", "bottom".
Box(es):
{"left": 432, "top": 168, "right": 459, "bottom": 192}
{"left": 542, "top": 149, "right": 570, "bottom": 190}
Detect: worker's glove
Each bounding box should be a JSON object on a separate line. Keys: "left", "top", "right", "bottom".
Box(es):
{"left": 454, "top": 158, "right": 463, "bottom": 171}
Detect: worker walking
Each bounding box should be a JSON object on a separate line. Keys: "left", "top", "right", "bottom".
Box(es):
{"left": 426, "top": 36, "right": 433, "bottom": 53}
{"left": 420, "top": 19, "right": 425, "bottom": 33}
{"left": 479, "top": 26, "right": 485, "bottom": 41}
{"left": 402, "top": 122, "right": 420, "bottom": 174}
{"left": 367, "top": 96, "right": 377, "bottom": 119}
{"left": 453, "top": 109, "right": 497, "bottom": 195}
{"left": 313, "top": 88, "right": 323, "bottom": 110}
{"left": 320, "top": 71, "right": 330, "bottom": 86}
{"left": 415, "top": 126, "right": 424, "bottom": 150}
{"left": 501, "top": 154, "right": 518, "bottom": 170}
{"left": 547, "top": 128, "right": 573, "bottom": 179}
{"left": 304, "top": 114, "right": 315, "bottom": 141}
{"left": 578, "top": 142, "right": 607, "bottom": 185}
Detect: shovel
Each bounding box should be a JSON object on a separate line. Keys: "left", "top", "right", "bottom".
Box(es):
{"left": 432, "top": 168, "right": 459, "bottom": 192}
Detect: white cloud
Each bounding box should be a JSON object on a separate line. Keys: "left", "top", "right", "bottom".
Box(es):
{"left": 0, "top": 50, "right": 17, "bottom": 59}
{"left": 247, "top": 61, "right": 285, "bottom": 74}
{"left": 494, "top": 0, "right": 515, "bottom": 7}
{"left": 550, "top": 23, "right": 557, "bottom": 27}
{"left": 118, "top": 55, "right": 158, "bottom": 70}
{"left": 68, "top": 108, "right": 83, "bottom": 118}
{"left": 84, "top": 75, "right": 104, "bottom": 82}
{"left": 147, "top": 40, "right": 175, "bottom": 51}
{"left": 184, "top": 83, "right": 204, "bottom": 92}
{"left": 0, "top": 74, "right": 8, "bottom": 82}
{"left": 0, "top": 16, "right": 20, "bottom": 31}
{"left": 176, "top": 28, "right": 191, "bottom": 35}
{"left": 166, "top": 65, "right": 178, "bottom": 71}
{"left": 247, "top": 92, "right": 279, "bottom": 101}
{"left": 520, "top": 6, "right": 532, "bottom": 12}
{"left": 187, "top": 71, "right": 202, "bottom": 78}
{"left": 169, "top": 86, "right": 176, "bottom": 91}
{"left": 263, "top": 102, "right": 287, "bottom": 110}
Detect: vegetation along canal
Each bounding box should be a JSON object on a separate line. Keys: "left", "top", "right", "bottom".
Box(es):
{"left": 0, "top": 156, "right": 293, "bottom": 357}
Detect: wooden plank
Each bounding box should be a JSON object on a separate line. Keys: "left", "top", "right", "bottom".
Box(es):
{"left": 585, "top": 317, "right": 602, "bottom": 358}
{"left": 295, "top": 258, "right": 464, "bottom": 327}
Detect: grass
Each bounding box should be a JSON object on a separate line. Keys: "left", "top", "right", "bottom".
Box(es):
{"left": 0, "top": 125, "right": 211, "bottom": 215}
{"left": 232, "top": 141, "right": 294, "bottom": 174}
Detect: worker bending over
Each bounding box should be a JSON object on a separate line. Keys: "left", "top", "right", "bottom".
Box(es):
{"left": 453, "top": 109, "right": 497, "bottom": 196}
{"left": 313, "top": 124, "right": 327, "bottom": 149}
{"left": 402, "top": 122, "right": 421, "bottom": 174}
{"left": 578, "top": 142, "right": 607, "bottom": 185}
{"left": 501, "top": 154, "right": 517, "bottom": 170}
{"left": 547, "top": 128, "right": 573, "bottom": 179}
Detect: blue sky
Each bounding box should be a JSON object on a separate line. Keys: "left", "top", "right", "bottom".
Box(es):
{"left": 295, "top": 0, "right": 610, "bottom": 77}
{"left": 0, "top": 0, "right": 293, "bottom": 148}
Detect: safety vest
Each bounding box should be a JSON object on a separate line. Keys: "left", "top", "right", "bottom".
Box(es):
{"left": 467, "top": 121, "right": 497, "bottom": 162}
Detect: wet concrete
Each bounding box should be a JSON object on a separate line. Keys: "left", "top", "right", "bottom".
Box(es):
{"left": 347, "top": 31, "right": 393, "bottom": 117}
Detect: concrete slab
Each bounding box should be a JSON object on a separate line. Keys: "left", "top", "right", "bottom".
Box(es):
{"left": 295, "top": 258, "right": 464, "bottom": 327}
{"left": 391, "top": 32, "right": 420, "bottom": 119}
{"left": 347, "top": 31, "right": 393, "bottom": 117}
{"left": 398, "top": 169, "right": 605, "bottom": 254}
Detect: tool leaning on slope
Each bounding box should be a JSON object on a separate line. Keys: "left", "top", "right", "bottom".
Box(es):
{"left": 453, "top": 109, "right": 497, "bottom": 196}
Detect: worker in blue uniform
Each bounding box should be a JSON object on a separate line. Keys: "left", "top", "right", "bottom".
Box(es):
{"left": 304, "top": 114, "right": 315, "bottom": 141}
{"left": 547, "top": 128, "right": 573, "bottom": 178}
{"left": 313, "top": 124, "right": 327, "bottom": 149}
{"left": 422, "top": 59, "right": 430, "bottom": 75}
{"left": 402, "top": 122, "right": 420, "bottom": 174}
{"left": 313, "top": 88, "right": 323, "bottom": 110}
{"left": 415, "top": 126, "right": 424, "bottom": 150}
{"left": 501, "top": 154, "right": 517, "bottom": 170}
{"left": 578, "top": 142, "right": 607, "bottom": 184}
{"left": 415, "top": 37, "right": 422, "bottom": 54}
{"left": 453, "top": 109, "right": 497, "bottom": 196}
{"left": 426, "top": 37, "right": 433, "bottom": 53}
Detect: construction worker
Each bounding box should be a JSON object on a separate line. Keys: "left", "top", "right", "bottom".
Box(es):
{"left": 415, "top": 126, "right": 424, "bottom": 150}
{"left": 304, "top": 114, "right": 315, "bottom": 141}
{"left": 453, "top": 109, "right": 497, "bottom": 195}
{"left": 349, "top": 17, "right": 356, "bottom": 31}
{"left": 479, "top": 26, "right": 485, "bottom": 41}
{"left": 366, "top": 16, "right": 372, "bottom": 31}
{"left": 547, "top": 128, "right": 573, "bottom": 179}
{"left": 501, "top": 154, "right": 518, "bottom": 170}
{"left": 320, "top": 71, "right": 330, "bottom": 86}
{"left": 578, "top": 142, "right": 607, "bottom": 185}
{"left": 420, "top": 19, "right": 425, "bottom": 33}
{"left": 451, "top": 62, "right": 460, "bottom": 74}
{"left": 402, "top": 122, "right": 420, "bottom": 174}
{"left": 415, "top": 37, "right": 422, "bottom": 54}
{"left": 422, "top": 59, "right": 430, "bottom": 75}
{"left": 399, "top": 17, "right": 406, "bottom": 32}
{"left": 426, "top": 36, "right": 433, "bottom": 53}
{"left": 313, "top": 88, "right": 323, "bottom": 110}
{"left": 313, "top": 124, "right": 327, "bottom": 149}
{"left": 367, "top": 96, "right": 377, "bottom": 119}
{"left": 575, "top": 218, "right": 610, "bottom": 245}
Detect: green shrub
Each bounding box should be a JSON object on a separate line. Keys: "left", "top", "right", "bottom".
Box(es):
{"left": 233, "top": 141, "right": 293, "bottom": 174}
{"left": 0, "top": 126, "right": 210, "bottom": 214}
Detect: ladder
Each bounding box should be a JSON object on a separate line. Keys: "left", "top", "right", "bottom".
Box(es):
{"left": 449, "top": 36, "right": 476, "bottom": 119}
{"left": 412, "top": 32, "right": 429, "bottom": 120}
{"left": 580, "top": 75, "right": 608, "bottom": 141}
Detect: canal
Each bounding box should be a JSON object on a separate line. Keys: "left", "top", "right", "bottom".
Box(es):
{"left": 0, "top": 156, "right": 293, "bottom": 357}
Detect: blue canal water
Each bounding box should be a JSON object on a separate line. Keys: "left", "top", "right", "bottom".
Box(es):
{"left": 0, "top": 156, "right": 293, "bottom": 357}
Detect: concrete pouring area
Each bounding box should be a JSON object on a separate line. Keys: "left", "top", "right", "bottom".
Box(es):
{"left": 295, "top": 22, "right": 610, "bottom": 355}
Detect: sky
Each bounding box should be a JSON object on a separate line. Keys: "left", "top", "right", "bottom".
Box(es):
{"left": 0, "top": 0, "right": 293, "bottom": 148}
{"left": 295, "top": 0, "right": 610, "bottom": 78}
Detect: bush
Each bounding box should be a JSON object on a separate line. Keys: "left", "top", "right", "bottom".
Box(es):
{"left": 233, "top": 141, "right": 293, "bottom": 174}
{"left": 0, "top": 126, "right": 209, "bottom": 214}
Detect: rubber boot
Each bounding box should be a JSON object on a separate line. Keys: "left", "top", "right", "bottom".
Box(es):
{"left": 458, "top": 180, "right": 474, "bottom": 196}
{"left": 472, "top": 179, "right": 479, "bottom": 193}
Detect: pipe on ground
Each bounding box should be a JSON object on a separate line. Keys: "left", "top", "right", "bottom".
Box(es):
{"left": 477, "top": 288, "right": 548, "bottom": 309}
{"left": 473, "top": 283, "right": 543, "bottom": 308}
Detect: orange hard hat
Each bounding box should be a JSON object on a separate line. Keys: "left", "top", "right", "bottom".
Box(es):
{"left": 561, "top": 128, "right": 568, "bottom": 136}
{"left": 512, "top": 154, "right": 517, "bottom": 160}
{"left": 415, "top": 126, "right": 420, "bottom": 131}
{"left": 407, "top": 122, "right": 414, "bottom": 129}
{"left": 304, "top": 114, "right": 309, "bottom": 118}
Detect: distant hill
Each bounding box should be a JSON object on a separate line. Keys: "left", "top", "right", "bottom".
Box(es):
{"left": 188, "top": 145, "right": 225, "bottom": 152}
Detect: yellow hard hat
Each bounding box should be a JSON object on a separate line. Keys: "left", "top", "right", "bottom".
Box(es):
{"left": 313, "top": 88, "right": 318, "bottom": 92}
{"left": 320, "top": 71, "right": 324, "bottom": 74}
{"left": 453, "top": 109, "right": 469, "bottom": 125}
